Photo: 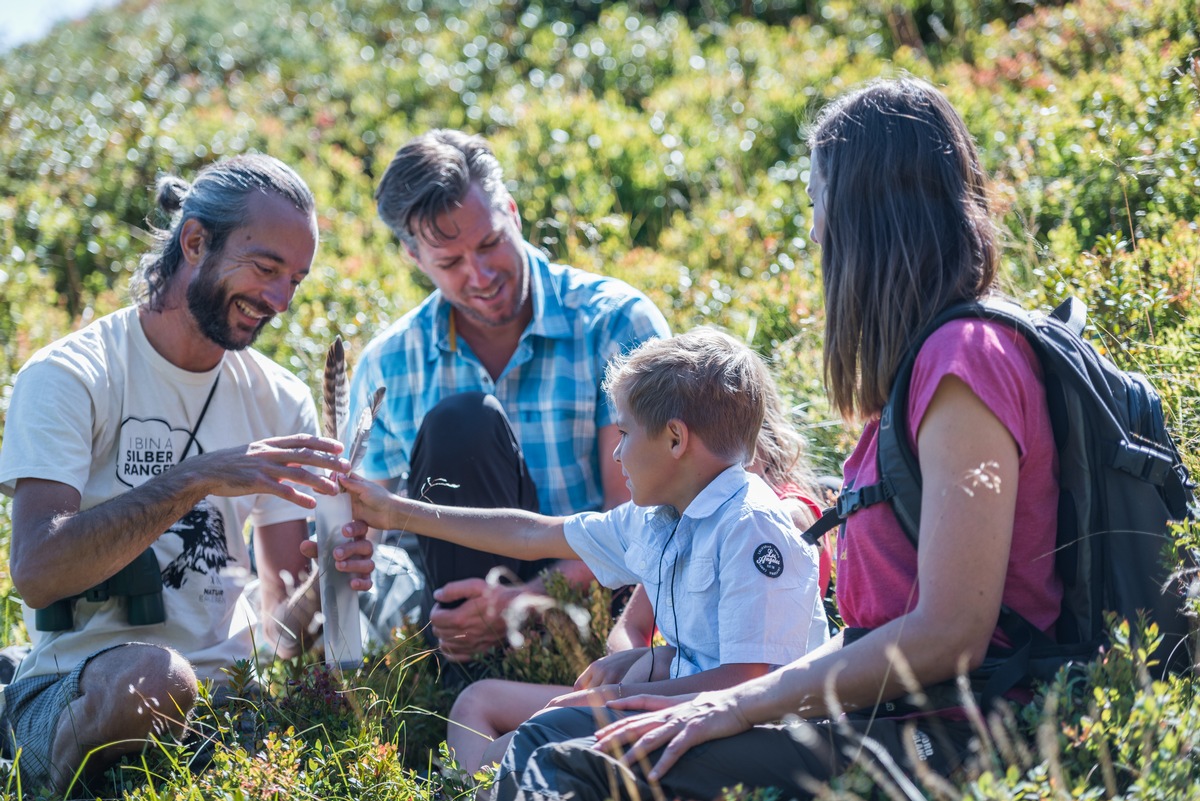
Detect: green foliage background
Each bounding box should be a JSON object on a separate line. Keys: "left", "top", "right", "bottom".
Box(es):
{"left": 0, "top": 0, "right": 1199, "bottom": 798}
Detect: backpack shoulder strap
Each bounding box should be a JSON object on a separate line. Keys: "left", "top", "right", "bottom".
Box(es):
{"left": 877, "top": 298, "right": 1043, "bottom": 544}
{"left": 799, "top": 298, "right": 1026, "bottom": 545}
{"left": 798, "top": 296, "right": 1112, "bottom": 547}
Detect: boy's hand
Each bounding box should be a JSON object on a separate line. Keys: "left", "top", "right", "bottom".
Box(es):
{"left": 574, "top": 647, "right": 651, "bottom": 690}
{"left": 338, "top": 472, "right": 396, "bottom": 531}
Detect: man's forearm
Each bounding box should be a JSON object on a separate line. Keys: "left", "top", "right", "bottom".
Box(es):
{"left": 12, "top": 471, "right": 210, "bottom": 608}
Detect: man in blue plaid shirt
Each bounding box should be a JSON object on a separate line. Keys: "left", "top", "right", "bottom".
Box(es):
{"left": 348, "top": 130, "right": 669, "bottom": 670}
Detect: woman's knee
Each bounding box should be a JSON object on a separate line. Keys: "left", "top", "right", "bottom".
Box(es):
{"left": 502, "top": 705, "right": 609, "bottom": 776}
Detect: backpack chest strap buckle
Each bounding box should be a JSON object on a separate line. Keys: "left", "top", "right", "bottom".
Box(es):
{"left": 1111, "top": 440, "right": 1174, "bottom": 485}
{"left": 836, "top": 479, "right": 895, "bottom": 517}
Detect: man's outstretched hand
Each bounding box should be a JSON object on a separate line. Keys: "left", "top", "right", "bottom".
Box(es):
{"left": 191, "top": 434, "right": 349, "bottom": 508}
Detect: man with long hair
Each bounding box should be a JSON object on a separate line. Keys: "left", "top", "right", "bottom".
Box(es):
{"left": 0, "top": 154, "right": 375, "bottom": 792}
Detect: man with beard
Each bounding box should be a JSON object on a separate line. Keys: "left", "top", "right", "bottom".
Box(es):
{"left": 348, "top": 130, "right": 669, "bottom": 676}
{"left": 0, "top": 154, "right": 375, "bottom": 793}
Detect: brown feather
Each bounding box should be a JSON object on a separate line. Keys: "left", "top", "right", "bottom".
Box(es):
{"left": 322, "top": 336, "right": 349, "bottom": 441}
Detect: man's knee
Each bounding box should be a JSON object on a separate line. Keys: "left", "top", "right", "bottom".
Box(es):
{"left": 422, "top": 392, "right": 504, "bottom": 435}
{"left": 79, "top": 644, "right": 199, "bottom": 729}
{"left": 4, "top": 644, "right": 199, "bottom": 792}
{"left": 409, "top": 391, "right": 533, "bottom": 505}
{"left": 416, "top": 392, "right": 515, "bottom": 460}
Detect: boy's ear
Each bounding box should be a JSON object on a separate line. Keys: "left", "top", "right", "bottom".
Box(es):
{"left": 665, "top": 419, "right": 688, "bottom": 459}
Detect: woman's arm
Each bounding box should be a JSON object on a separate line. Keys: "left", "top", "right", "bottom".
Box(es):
{"left": 595, "top": 375, "right": 1021, "bottom": 775}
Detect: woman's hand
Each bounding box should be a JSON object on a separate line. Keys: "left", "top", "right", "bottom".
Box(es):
{"left": 594, "top": 689, "right": 753, "bottom": 780}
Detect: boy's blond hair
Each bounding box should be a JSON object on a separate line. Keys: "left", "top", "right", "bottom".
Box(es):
{"left": 602, "top": 328, "right": 767, "bottom": 464}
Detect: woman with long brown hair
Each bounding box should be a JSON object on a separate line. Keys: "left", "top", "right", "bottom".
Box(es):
{"left": 490, "top": 76, "right": 1063, "bottom": 800}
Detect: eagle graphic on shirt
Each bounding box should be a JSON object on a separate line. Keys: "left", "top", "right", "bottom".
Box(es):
{"left": 160, "top": 499, "right": 234, "bottom": 589}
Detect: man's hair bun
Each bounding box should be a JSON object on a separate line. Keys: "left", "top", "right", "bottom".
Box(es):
{"left": 155, "top": 175, "right": 191, "bottom": 215}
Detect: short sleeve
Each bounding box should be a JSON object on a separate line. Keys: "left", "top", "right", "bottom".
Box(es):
{"left": 562, "top": 503, "right": 645, "bottom": 588}
{"left": 908, "top": 320, "right": 1044, "bottom": 459}
{"left": 249, "top": 386, "right": 321, "bottom": 529}
{"left": 716, "top": 510, "right": 828, "bottom": 665}
{"left": 0, "top": 359, "right": 98, "bottom": 496}
{"left": 347, "top": 341, "right": 401, "bottom": 482}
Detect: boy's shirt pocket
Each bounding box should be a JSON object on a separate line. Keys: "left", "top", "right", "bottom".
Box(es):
{"left": 686, "top": 556, "right": 716, "bottom": 592}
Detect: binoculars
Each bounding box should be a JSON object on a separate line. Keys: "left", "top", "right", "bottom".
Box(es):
{"left": 34, "top": 547, "right": 166, "bottom": 631}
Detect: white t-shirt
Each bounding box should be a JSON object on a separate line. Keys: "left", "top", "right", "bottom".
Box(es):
{"left": 564, "top": 465, "right": 829, "bottom": 678}
{"left": 0, "top": 306, "right": 318, "bottom": 685}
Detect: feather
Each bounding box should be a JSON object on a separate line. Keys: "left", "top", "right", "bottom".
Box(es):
{"left": 322, "top": 336, "right": 349, "bottom": 442}
{"left": 346, "top": 386, "right": 386, "bottom": 473}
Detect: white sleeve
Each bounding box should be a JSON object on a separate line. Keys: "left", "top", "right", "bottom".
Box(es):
{"left": 563, "top": 502, "right": 644, "bottom": 589}
{"left": 248, "top": 382, "right": 322, "bottom": 530}
{"left": 0, "top": 360, "right": 98, "bottom": 496}
{"left": 717, "top": 510, "right": 828, "bottom": 666}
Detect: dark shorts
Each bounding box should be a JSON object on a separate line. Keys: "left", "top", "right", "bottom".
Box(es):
{"left": 1, "top": 653, "right": 96, "bottom": 790}
{"left": 1, "top": 642, "right": 202, "bottom": 791}
{"left": 493, "top": 705, "right": 977, "bottom": 801}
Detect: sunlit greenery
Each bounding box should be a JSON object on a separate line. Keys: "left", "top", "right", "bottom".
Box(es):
{"left": 1, "top": 0, "right": 1198, "bottom": 797}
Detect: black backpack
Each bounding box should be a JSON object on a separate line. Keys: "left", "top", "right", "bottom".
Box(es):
{"left": 805, "top": 297, "right": 1197, "bottom": 705}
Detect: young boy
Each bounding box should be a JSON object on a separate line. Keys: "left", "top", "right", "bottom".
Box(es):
{"left": 341, "top": 328, "right": 828, "bottom": 698}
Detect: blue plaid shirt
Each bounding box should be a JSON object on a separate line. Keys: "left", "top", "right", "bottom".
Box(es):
{"left": 348, "top": 244, "right": 670, "bottom": 516}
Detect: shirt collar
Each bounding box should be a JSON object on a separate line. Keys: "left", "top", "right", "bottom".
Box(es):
{"left": 523, "top": 243, "right": 572, "bottom": 340}
{"left": 679, "top": 463, "right": 750, "bottom": 520}
{"left": 642, "top": 463, "right": 750, "bottom": 533}
{"left": 425, "top": 300, "right": 453, "bottom": 363}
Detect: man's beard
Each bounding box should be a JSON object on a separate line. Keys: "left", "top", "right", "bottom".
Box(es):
{"left": 455, "top": 266, "right": 531, "bottom": 330}
{"left": 186, "top": 257, "right": 272, "bottom": 351}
